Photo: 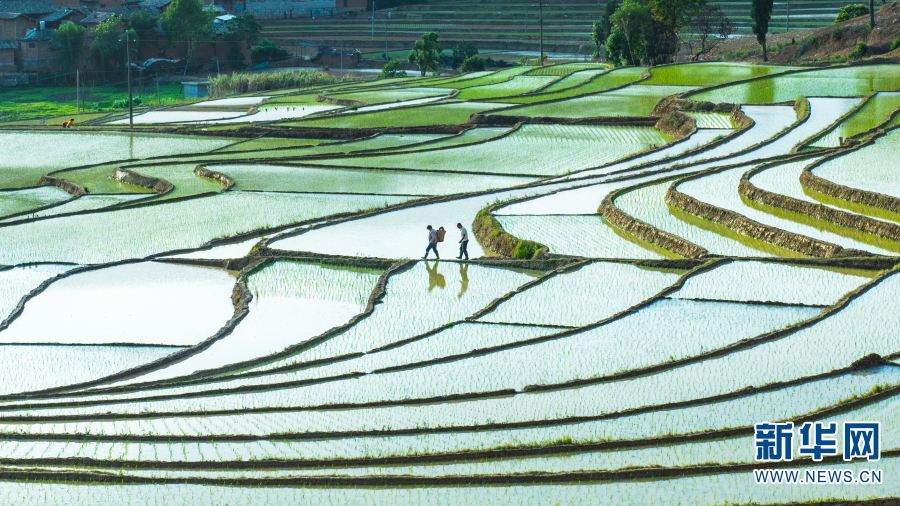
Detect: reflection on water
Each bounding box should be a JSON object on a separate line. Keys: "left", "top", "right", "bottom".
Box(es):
{"left": 458, "top": 264, "right": 469, "bottom": 298}
{"left": 425, "top": 261, "right": 446, "bottom": 291}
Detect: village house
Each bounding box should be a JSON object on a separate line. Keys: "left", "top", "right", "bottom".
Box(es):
{"left": 0, "top": 0, "right": 58, "bottom": 72}
{"left": 17, "top": 27, "right": 56, "bottom": 70}
{"left": 0, "top": 11, "right": 36, "bottom": 40}
{"left": 39, "top": 8, "right": 88, "bottom": 29}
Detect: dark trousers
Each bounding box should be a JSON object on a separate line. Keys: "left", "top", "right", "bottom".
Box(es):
{"left": 458, "top": 240, "right": 469, "bottom": 260}
{"left": 424, "top": 242, "right": 439, "bottom": 259}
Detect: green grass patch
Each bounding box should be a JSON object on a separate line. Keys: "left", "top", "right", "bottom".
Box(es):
{"left": 0, "top": 84, "right": 188, "bottom": 122}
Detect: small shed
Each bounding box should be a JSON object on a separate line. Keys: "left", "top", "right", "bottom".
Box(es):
{"left": 312, "top": 46, "right": 360, "bottom": 67}
{"left": 182, "top": 81, "right": 210, "bottom": 98}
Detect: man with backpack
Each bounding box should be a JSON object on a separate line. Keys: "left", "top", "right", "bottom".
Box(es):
{"left": 423, "top": 225, "right": 440, "bottom": 260}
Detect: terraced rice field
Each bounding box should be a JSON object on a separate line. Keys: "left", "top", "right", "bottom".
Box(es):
{"left": 308, "top": 124, "right": 674, "bottom": 176}
{"left": 690, "top": 64, "right": 900, "bottom": 104}
{"left": 0, "top": 62, "right": 899, "bottom": 505}
{"left": 285, "top": 100, "right": 511, "bottom": 128}
{"left": 493, "top": 66, "right": 648, "bottom": 104}
{"left": 498, "top": 85, "right": 698, "bottom": 117}
{"left": 454, "top": 75, "right": 560, "bottom": 100}
{"left": 642, "top": 62, "right": 804, "bottom": 86}
{"left": 808, "top": 126, "right": 900, "bottom": 207}
{"left": 807, "top": 92, "right": 900, "bottom": 148}
{"left": 524, "top": 63, "right": 607, "bottom": 77}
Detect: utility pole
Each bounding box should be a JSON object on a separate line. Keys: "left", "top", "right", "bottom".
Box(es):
{"left": 371, "top": 1, "right": 375, "bottom": 38}
{"left": 76, "top": 68, "right": 80, "bottom": 113}
{"left": 786, "top": 0, "right": 790, "bottom": 32}
{"left": 384, "top": 17, "right": 388, "bottom": 56}
{"left": 340, "top": 42, "right": 344, "bottom": 79}
{"left": 539, "top": 2, "right": 544, "bottom": 66}
{"left": 123, "top": 32, "right": 134, "bottom": 128}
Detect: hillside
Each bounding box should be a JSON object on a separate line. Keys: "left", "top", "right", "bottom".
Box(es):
{"left": 712, "top": 1, "right": 900, "bottom": 63}
{"left": 258, "top": 0, "right": 860, "bottom": 56}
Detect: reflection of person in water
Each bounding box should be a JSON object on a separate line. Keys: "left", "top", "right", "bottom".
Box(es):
{"left": 457, "top": 263, "right": 469, "bottom": 298}
{"left": 425, "top": 261, "right": 446, "bottom": 291}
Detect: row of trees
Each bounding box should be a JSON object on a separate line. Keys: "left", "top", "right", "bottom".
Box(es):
{"left": 591, "top": 0, "right": 736, "bottom": 65}
{"left": 53, "top": 0, "right": 261, "bottom": 77}
{"left": 401, "top": 33, "right": 507, "bottom": 76}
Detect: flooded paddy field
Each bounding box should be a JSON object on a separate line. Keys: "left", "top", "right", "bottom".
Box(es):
{"left": 0, "top": 61, "right": 899, "bottom": 505}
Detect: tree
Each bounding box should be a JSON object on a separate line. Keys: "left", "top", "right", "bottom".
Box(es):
{"left": 870, "top": 0, "right": 875, "bottom": 28}
{"left": 592, "top": 0, "right": 618, "bottom": 57}
{"left": 647, "top": 0, "right": 706, "bottom": 62}
{"left": 591, "top": 20, "right": 604, "bottom": 58}
{"left": 601, "top": 0, "right": 618, "bottom": 36}
{"left": 835, "top": 4, "right": 869, "bottom": 22}
{"left": 228, "top": 14, "right": 262, "bottom": 46}
{"left": 608, "top": 0, "right": 654, "bottom": 66}
{"left": 53, "top": 21, "right": 86, "bottom": 74}
{"left": 90, "top": 16, "right": 134, "bottom": 73}
{"left": 379, "top": 59, "right": 407, "bottom": 78}
{"left": 251, "top": 38, "right": 289, "bottom": 64}
{"left": 222, "top": 14, "right": 261, "bottom": 69}
{"left": 460, "top": 55, "right": 487, "bottom": 72}
{"left": 750, "top": 0, "right": 774, "bottom": 61}
{"left": 408, "top": 32, "right": 443, "bottom": 76}
{"left": 160, "top": 0, "right": 214, "bottom": 61}
{"left": 605, "top": 28, "right": 629, "bottom": 66}
{"left": 681, "top": 4, "right": 733, "bottom": 61}
{"left": 452, "top": 40, "right": 478, "bottom": 61}
{"left": 126, "top": 10, "right": 159, "bottom": 45}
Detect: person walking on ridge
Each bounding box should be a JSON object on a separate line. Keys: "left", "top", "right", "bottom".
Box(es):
{"left": 423, "top": 225, "right": 439, "bottom": 260}
{"left": 456, "top": 222, "right": 469, "bottom": 260}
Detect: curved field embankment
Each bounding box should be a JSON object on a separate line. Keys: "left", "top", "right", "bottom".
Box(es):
{"left": 477, "top": 104, "right": 767, "bottom": 259}
{"left": 740, "top": 160, "right": 900, "bottom": 241}
{"left": 111, "top": 168, "right": 174, "bottom": 194}
{"left": 37, "top": 175, "right": 87, "bottom": 196}
{"left": 800, "top": 128, "right": 900, "bottom": 215}
{"left": 666, "top": 174, "right": 864, "bottom": 258}
{"left": 599, "top": 185, "right": 708, "bottom": 258}
{"left": 469, "top": 114, "right": 660, "bottom": 128}
{"left": 798, "top": 92, "right": 875, "bottom": 149}
{"left": 317, "top": 95, "right": 367, "bottom": 107}
{"left": 472, "top": 205, "right": 548, "bottom": 259}
{"left": 801, "top": 168, "right": 900, "bottom": 215}
{"left": 193, "top": 166, "right": 235, "bottom": 190}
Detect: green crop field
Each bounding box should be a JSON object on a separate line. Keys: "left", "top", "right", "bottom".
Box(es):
{"left": 0, "top": 60, "right": 899, "bottom": 506}
{"left": 0, "top": 84, "right": 190, "bottom": 122}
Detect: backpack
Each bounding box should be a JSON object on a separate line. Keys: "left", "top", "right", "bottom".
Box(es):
{"left": 436, "top": 227, "right": 446, "bottom": 242}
